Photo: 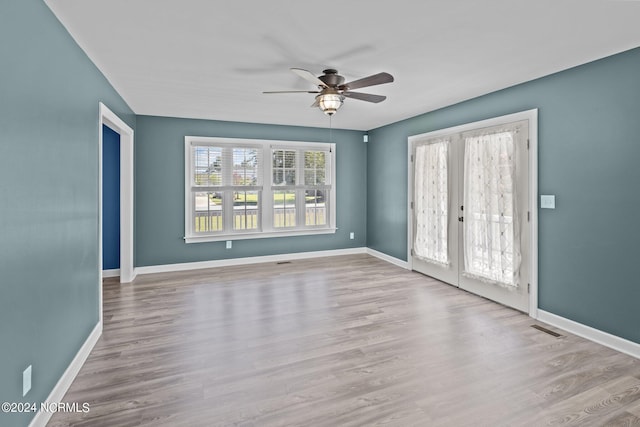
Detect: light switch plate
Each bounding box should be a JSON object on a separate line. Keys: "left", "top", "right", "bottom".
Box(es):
{"left": 541, "top": 195, "right": 556, "bottom": 209}
{"left": 226, "top": 240, "right": 232, "bottom": 249}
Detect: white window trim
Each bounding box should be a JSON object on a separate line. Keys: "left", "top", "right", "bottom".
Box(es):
{"left": 184, "top": 136, "right": 337, "bottom": 243}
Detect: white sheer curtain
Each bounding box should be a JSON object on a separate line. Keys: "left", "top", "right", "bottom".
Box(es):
{"left": 414, "top": 139, "right": 449, "bottom": 266}
{"left": 463, "top": 130, "right": 520, "bottom": 286}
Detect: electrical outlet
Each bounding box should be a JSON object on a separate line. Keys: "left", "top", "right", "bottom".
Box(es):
{"left": 23, "top": 365, "right": 32, "bottom": 396}
{"left": 226, "top": 240, "right": 232, "bottom": 249}
{"left": 349, "top": 232, "right": 355, "bottom": 240}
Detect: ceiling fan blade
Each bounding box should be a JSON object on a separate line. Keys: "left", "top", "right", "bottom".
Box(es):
{"left": 342, "top": 72, "right": 394, "bottom": 90}
{"left": 311, "top": 98, "right": 320, "bottom": 108}
{"left": 342, "top": 91, "right": 386, "bottom": 103}
{"left": 263, "top": 90, "right": 320, "bottom": 94}
{"left": 291, "top": 68, "right": 328, "bottom": 88}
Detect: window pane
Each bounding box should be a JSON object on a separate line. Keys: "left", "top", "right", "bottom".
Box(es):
{"left": 232, "top": 191, "right": 260, "bottom": 230}
{"left": 273, "top": 170, "right": 283, "bottom": 185}
{"left": 305, "top": 189, "right": 327, "bottom": 226}
{"left": 284, "top": 150, "right": 296, "bottom": 168}
{"left": 194, "top": 147, "right": 222, "bottom": 186}
{"left": 194, "top": 191, "right": 223, "bottom": 232}
{"left": 304, "top": 168, "right": 325, "bottom": 185}
{"left": 304, "top": 151, "right": 326, "bottom": 185}
{"left": 304, "top": 151, "right": 315, "bottom": 168}
{"left": 273, "top": 190, "right": 296, "bottom": 227}
{"left": 273, "top": 149, "right": 296, "bottom": 185}
{"left": 285, "top": 170, "right": 296, "bottom": 185}
{"left": 233, "top": 148, "right": 259, "bottom": 186}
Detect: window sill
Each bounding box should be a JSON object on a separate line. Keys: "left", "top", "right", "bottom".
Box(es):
{"left": 184, "top": 227, "right": 337, "bottom": 244}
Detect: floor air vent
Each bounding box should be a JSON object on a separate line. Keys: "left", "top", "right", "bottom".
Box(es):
{"left": 531, "top": 324, "right": 562, "bottom": 337}
{"left": 276, "top": 261, "right": 291, "bottom": 265}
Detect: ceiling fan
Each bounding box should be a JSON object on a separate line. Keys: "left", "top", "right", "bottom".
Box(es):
{"left": 264, "top": 68, "right": 394, "bottom": 115}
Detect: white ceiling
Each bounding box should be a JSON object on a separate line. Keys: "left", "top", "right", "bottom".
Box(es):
{"left": 45, "top": 0, "right": 640, "bottom": 131}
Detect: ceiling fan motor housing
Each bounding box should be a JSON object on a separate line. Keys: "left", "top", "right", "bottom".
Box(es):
{"left": 319, "top": 69, "right": 345, "bottom": 88}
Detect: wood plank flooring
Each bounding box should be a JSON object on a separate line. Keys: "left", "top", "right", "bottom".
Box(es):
{"left": 48, "top": 254, "right": 640, "bottom": 426}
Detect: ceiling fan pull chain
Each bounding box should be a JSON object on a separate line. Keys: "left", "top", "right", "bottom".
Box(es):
{"left": 329, "top": 114, "right": 333, "bottom": 143}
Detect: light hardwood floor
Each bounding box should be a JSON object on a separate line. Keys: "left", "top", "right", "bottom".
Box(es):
{"left": 48, "top": 254, "right": 640, "bottom": 426}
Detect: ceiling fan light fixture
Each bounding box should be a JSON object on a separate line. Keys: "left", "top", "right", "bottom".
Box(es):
{"left": 317, "top": 93, "right": 344, "bottom": 115}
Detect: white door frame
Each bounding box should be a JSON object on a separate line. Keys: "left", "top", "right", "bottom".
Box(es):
{"left": 98, "top": 103, "right": 135, "bottom": 304}
{"left": 407, "top": 109, "right": 538, "bottom": 317}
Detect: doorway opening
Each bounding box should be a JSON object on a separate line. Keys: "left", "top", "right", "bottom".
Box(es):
{"left": 98, "top": 103, "right": 135, "bottom": 314}
{"left": 407, "top": 109, "right": 538, "bottom": 315}
{"left": 102, "top": 124, "right": 120, "bottom": 276}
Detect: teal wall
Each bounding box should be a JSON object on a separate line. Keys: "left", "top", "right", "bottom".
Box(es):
{"left": 135, "top": 116, "right": 366, "bottom": 267}
{"left": 2, "top": 2, "right": 639, "bottom": 425}
{"left": 367, "top": 47, "right": 640, "bottom": 344}
{"left": 0, "top": 1, "right": 135, "bottom": 426}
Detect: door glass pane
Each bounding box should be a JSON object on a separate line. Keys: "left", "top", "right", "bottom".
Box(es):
{"left": 463, "top": 131, "right": 520, "bottom": 286}
{"left": 273, "top": 190, "right": 296, "bottom": 227}
{"left": 414, "top": 140, "right": 449, "bottom": 265}
{"left": 194, "top": 191, "right": 223, "bottom": 232}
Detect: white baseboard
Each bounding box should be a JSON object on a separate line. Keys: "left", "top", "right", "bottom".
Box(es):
{"left": 102, "top": 269, "right": 120, "bottom": 278}
{"left": 135, "top": 247, "right": 368, "bottom": 276}
{"left": 366, "top": 248, "right": 410, "bottom": 269}
{"left": 29, "top": 321, "right": 102, "bottom": 427}
{"left": 537, "top": 310, "right": 640, "bottom": 360}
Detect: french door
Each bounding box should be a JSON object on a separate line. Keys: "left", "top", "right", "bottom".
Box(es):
{"left": 410, "top": 115, "right": 531, "bottom": 313}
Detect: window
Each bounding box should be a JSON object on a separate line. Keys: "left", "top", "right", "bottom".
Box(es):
{"left": 185, "top": 137, "right": 336, "bottom": 243}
